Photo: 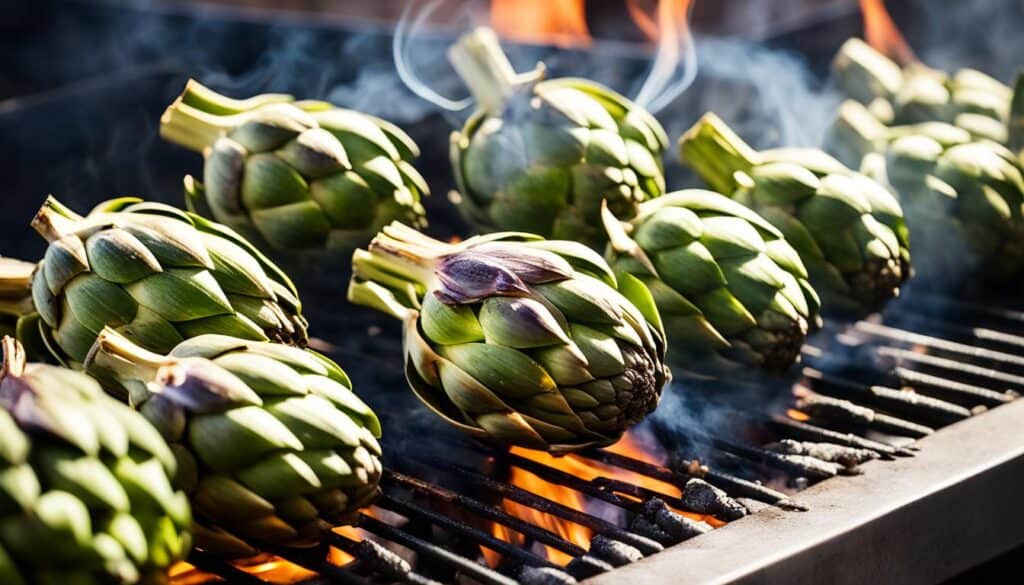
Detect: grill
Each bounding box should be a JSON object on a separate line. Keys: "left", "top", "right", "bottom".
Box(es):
{"left": 2, "top": 1, "right": 1022, "bottom": 584}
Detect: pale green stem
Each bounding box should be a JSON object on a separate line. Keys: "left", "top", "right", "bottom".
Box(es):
{"left": 678, "top": 112, "right": 761, "bottom": 195}
{"left": 179, "top": 78, "right": 293, "bottom": 115}
{"left": 84, "top": 327, "right": 166, "bottom": 386}
{"left": 448, "top": 26, "right": 546, "bottom": 114}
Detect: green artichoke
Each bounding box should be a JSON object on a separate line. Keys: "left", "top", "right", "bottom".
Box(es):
{"left": 679, "top": 113, "right": 911, "bottom": 315}
{"left": 449, "top": 27, "right": 668, "bottom": 247}
{"left": 830, "top": 100, "right": 1024, "bottom": 282}
{"left": 833, "top": 38, "right": 1012, "bottom": 144}
{"left": 85, "top": 329, "right": 382, "bottom": 558}
{"left": 348, "top": 222, "right": 668, "bottom": 453}
{"left": 0, "top": 337, "right": 191, "bottom": 584}
{"left": 602, "top": 191, "right": 821, "bottom": 374}
{"left": 15, "top": 196, "right": 307, "bottom": 367}
{"left": 161, "top": 79, "right": 428, "bottom": 252}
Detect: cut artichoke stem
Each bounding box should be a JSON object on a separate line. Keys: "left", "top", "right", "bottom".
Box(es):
{"left": 85, "top": 328, "right": 168, "bottom": 388}
{"left": 449, "top": 26, "right": 547, "bottom": 114}
{"left": 160, "top": 98, "right": 256, "bottom": 154}
{"left": 350, "top": 223, "right": 448, "bottom": 298}
{"left": 29, "top": 196, "right": 84, "bottom": 243}
{"left": 179, "top": 78, "right": 294, "bottom": 116}
{"left": 0, "top": 258, "right": 35, "bottom": 314}
{"left": 678, "top": 112, "right": 761, "bottom": 194}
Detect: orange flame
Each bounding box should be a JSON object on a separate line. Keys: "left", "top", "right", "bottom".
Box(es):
{"left": 485, "top": 433, "right": 723, "bottom": 566}
{"left": 787, "top": 408, "right": 811, "bottom": 422}
{"left": 626, "top": 0, "right": 692, "bottom": 44}
{"left": 491, "top": 0, "right": 591, "bottom": 47}
{"left": 858, "top": 0, "right": 917, "bottom": 65}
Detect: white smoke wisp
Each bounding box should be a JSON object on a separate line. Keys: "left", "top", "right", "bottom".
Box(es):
{"left": 392, "top": 0, "right": 474, "bottom": 113}
{"left": 633, "top": 0, "right": 699, "bottom": 114}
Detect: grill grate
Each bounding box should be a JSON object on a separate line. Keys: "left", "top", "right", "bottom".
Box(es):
{"left": 169, "top": 290, "right": 1022, "bottom": 585}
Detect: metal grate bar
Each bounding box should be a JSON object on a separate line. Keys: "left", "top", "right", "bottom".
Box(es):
{"left": 357, "top": 515, "right": 518, "bottom": 585}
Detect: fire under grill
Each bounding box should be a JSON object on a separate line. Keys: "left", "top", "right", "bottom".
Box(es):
{"left": 164, "top": 288, "right": 1024, "bottom": 585}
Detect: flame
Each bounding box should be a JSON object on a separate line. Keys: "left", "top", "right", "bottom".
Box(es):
{"left": 232, "top": 554, "right": 317, "bottom": 584}
{"left": 168, "top": 563, "right": 213, "bottom": 585}
{"left": 485, "top": 432, "right": 722, "bottom": 566}
{"left": 858, "top": 0, "right": 917, "bottom": 65}
{"left": 787, "top": 408, "right": 811, "bottom": 422}
{"left": 491, "top": 0, "right": 591, "bottom": 47}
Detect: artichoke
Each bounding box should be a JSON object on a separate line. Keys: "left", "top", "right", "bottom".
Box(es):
{"left": 161, "top": 79, "right": 428, "bottom": 252}
{"left": 85, "top": 329, "right": 382, "bottom": 558}
{"left": 0, "top": 337, "right": 191, "bottom": 584}
{"left": 449, "top": 27, "right": 668, "bottom": 247}
{"left": 13, "top": 196, "right": 307, "bottom": 366}
{"left": 348, "top": 222, "right": 668, "bottom": 453}
{"left": 602, "top": 191, "right": 821, "bottom": 374}
{"left": 830, "top": 100, "right": 1024, "bottom": 282}
{"left": 833, "top": 38, "right": 1012, "bottom": 144}
{"left": 679, "top": 113, "right": 911, "bottom": 315}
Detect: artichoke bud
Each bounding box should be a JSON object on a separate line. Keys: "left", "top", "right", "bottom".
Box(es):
{"left": 448, "top": 27, "right": 668, "bottom": 247}
{"left": 832, "top": 38, "right": 1012, "bottom": 142}
{"left": 349, "top": 221, "right": 669, "bottom": 453}
{"left": 604, "top": 191, "right": 821, "bottom": 376}
{"left": 0, "top": 337, "right": 190, "bottom": 583}
{"left": 83, "top": 328, "right": 382, "bottom": 555}
{"left": 681, "top": 113, "right": 911, "bottom": 315}
{"left": 828, "top": 100, "right": 1024, "bottom": 284}
{"left": 161, "top": 79, "right": 428, "bottom": 254}
{"left": 10, "top": 196, "right": 308, "bottom": 367}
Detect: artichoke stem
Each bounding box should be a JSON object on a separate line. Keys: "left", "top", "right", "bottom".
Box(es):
{"left": 178, "top": 78, "right": 293, "bottom": 115}
{"left": 30, "top": 197, "right": 84, "bottom": 243}
{"left": 356, "top": 225, "right": 445, "bottom": 291}
{"left": 1, "top": 335, "right": 25, "bottom": 377}
{"left": 160, "top": 97, "right": 241, "bottom": 154}
{"left": 678, "top": 112, "right": 761, "bottom": 195}
{"left": 448, "top": 26, "right": 546, "bottom": 114}
{"left": 84, "top": 327, "right": 166, "bottom": 385}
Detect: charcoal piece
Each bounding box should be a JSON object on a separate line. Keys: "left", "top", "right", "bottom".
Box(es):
{"left": 682, "top": 478, "right": 749, "bottom": 520}
{"left": 565, "top": 555, "right": 614, "bottom": 580}
{"left": 641, "top": 498, "right": 712, "bottom": 542}
{"left": 517, "top": 566, "right": 578, "bottom": 585}
{"left": 588, "top": 534, "right": 643, "bottom": 567}
{"left": 630, "top": 515, "right": 675, "bottom": 545}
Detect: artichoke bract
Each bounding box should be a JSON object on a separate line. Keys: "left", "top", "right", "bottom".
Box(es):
{"left": 161, "top": 79, "right": 428, "bottom": 252}
{"left": 679, "top": 113, "right": 911, "bottom": 315}
{"left": 85, "top": 329, "right": 382, "bottom": 557}
{"left": 833, "top": 38, "right": 1012, "bottom": 143}
{"left": 602, "top": 191, "right": 821, "bottom": 374}
{"left": 449, "top": 27, "right": 668, "bottom": 247}
{"left": 830, "top": 100, "right": 1024, "bottom": 282}
{"left": 348, "top": 222, "right": 668, "bottom": 453}
{"left": 15, "top": 196, "right": 307, "bottom": 366}
{"left": 0, "top": 337, "right": 191, "bottom": 584}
